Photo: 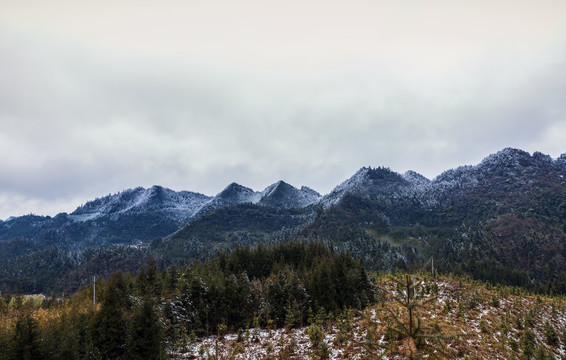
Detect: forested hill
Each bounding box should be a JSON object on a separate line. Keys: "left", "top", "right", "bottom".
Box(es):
{"left": 2, "top": 243, "right": 566, "bottom": 360}
{"left": 1, "top": 148, "right": 566, "bottom": 294}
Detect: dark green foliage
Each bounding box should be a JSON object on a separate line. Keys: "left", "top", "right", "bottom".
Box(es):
{"left": 9, "top": 312, "right": 44, "bottom": 360}
{"left": 544, "top": 320, "right": 559, "bottom": 346}
{"left": 534, "top": 347, "right": 555, "bottom": 360}
{"left": 90, "top": 272, "right": 130, "bottom": 360}
{"left": 522, "top": 328, "right": 537, "bottom": 359}
{"left": 0, "top": 328, "right": 9, "bottom": 360}
{"left": 40, "top": 307, "right": 93, "bottom": 360}
{"left": 153, "top": 203, "right": 313, "bottom": 262}
{"left": 135, "top": 260, "right": 162, "bottom": 298}
{"left": 265, "top": 272, "right": 291, "bottom": 327}
{"left": 509, "top": 338, "right": 519, "bottom": 351}
{"left": 305, "top": 194, "right": 390, "bottom": 240}
{"left": 1, "top": 242, "right": 372, "bottom": 359}
{"left": 0, "top": 246, "right": 154, "bottom": 294}
{"left": 307, "top": 322, "right": 331, "bottom": 358}
{"left": 125, "top": 299, "right": 164, "bottom": 360}
{"left": 168, "top": 242, "right": 374, "bottom": 336}
{"left": 307, "top": 323, "right": 324, "bottom": 347}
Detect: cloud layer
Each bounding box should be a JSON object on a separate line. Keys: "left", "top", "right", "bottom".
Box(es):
{"left": 1, "top": 0, "right": 566, "bottom": 219}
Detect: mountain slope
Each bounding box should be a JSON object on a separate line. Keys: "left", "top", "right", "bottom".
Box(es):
{"left": 0, "top": 180, "right": 319, "bottom": 262}
{"left": 320, "top": 148, "right": 566, "bottom": 227}
{"left": 0, "top": 186, "right": 212, "bottom": 263}
{"left": 152, "top": 203, "right": 314, "bottom": 262}
{"left": 2, "top": 147, "right": 566, "bottom": 294}
{"left": 70, "top": 185, "right": 211, "bottom": 222}
{"left": 180, "top": 275, "right": 566, "bottom": 359}
{"left": 297, "top": 148, "right": 566, "bottom": 287}
{"left": 258, "top": 181, "right": 321, "bottom": 208}
{"left": 194, "top": 181, "right": 321, "bottom": 217}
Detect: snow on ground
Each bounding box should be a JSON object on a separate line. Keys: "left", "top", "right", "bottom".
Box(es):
{"left": 170, "top": 277, "right": 566, "bottom": 359}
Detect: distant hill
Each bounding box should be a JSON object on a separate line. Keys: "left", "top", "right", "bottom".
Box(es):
{"left": 2, "top": 147, "right": 566, "bottom": 294}
{"left": 0, "top": 182, "right": 321, "bottom": 263}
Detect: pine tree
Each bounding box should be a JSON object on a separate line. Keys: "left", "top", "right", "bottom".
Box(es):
{"left": 383, "top": 274, "right": 467, "bottom": 359}
{"left": 125, "top": 298, "right": 164, "bottom": 360}
{"left": 522, "top": 328, "right": 537, "bottom": 359}
{"left": 10, "top": 312, "right": 44, "bottom": 360}
{"left": 544, "top": 320, "right": 558, "bottom": 346}
{"left": 90, "top": 272, "right": 130, "bottom": 360}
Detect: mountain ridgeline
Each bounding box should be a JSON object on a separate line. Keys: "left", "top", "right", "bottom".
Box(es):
{"left": 1, "top": 148, "right": 566, "bottom": 293}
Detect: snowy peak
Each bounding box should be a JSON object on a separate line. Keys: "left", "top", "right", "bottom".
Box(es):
{"left": 69, "top": 186, "right": 211, "bottom": 222}
{"left": 300, "top": 186, "right": 322, "bottom": 198}
{"left": 260, "top": 180, "right": 289, "bottom": 198}
{"left": 192, "top": 183, "right": 259, "bottom": 217}
{"left": 477, "top": 147, "right": 557, "bottom": 175}
{"left": 326, "top": 167, "right": 372, "bottom": 198}
{"left": 402, "top": 170, "right": 431, "bottom": 186}
{"left": 435, "top": 148, "right": 563, "bottom": 186}
{"left": 195, "top": 180, "right": 321, "bottom": 216}
{"left": 70, "top": 187, "right": 145, "bottom": 220}
{"left": 478, "top": 147, "right": 534, "bottom": 173}
{"left": 213, "top": 180, "right": 321, "bottom": 209}
{"left": 258, "top": 181, "right": 321, "bottom": 208}
{"left": 323, "top": 166, "right": 410, "bottom": 206}
{"left": 216, "top": 183, "right": 259, "bottom": 204}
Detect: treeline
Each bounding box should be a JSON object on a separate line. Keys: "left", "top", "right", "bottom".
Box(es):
{"left": 177, "top": 241, "right": 374, "bottom": 334}
{"left": 0, "top": 241, "right": 374, "bottom": 359}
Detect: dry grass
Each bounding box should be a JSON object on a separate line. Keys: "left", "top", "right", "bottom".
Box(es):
{"left": 174, "top": 275, "right": 566, "bottom": 359}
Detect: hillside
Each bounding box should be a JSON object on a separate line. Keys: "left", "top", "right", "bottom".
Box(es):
{"left": 177, "top": 275, "right": 566, "bottom": 359}
{"left": 0, "top": 182, "right": 320, "bottom": 263}
{"left": 0, "top": 186, "right": 211, "bottom": 258}
{"left": 3, "top": 267, "right": 566, "bottom": 359}
{"left": 152, "top": 203, "right": 315, "bottom": 262}
{"left": 0, "top": 242, "right": 375, "bottom": 360}
{"left": 1, "top": 147, "right": 566, "bottom": 294}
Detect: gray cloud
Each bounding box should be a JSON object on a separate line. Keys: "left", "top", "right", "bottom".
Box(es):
{"left": 1, "top": 1, "right": 566, "bottom": 219}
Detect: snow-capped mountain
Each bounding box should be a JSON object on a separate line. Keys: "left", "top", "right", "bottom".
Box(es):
{"left": 258, "top": 181, "right": 321, "bottom": 208}
{"left": 4, "top": 147, "right": 564, "bottom": 254}
{"left": 402, "top": 170, "right": 432, "bottom": 186}
{"left": 321, "top": 166, "right": 425, "bottom": 209}
{"left": 2, "top": 147, "right": 566, "bottom": 294}
{"left": 194, "top": 181, "right": 321, "bottom": 217}
{"left": 318, "top": 148, "right": 566, "bottom": 226}
{"left": 192, "top": 183, "right": 260, "bottom": 217}
{"left": 69, "top": 185, "right": 212, "bottom": 223}
{"left": 0, "top": 180, "right": 322, "bottom": 259}
{"left": 0, "top": 186, "right": 215, "bottom": 255}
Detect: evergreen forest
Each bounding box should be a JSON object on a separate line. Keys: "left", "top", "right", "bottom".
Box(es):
{"left": 0, "top": 242, "right": 374, "bottom": 359}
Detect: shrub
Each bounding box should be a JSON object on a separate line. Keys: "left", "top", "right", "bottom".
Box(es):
{"left": 544, "top": 321, "right": 559, "bottom": 346}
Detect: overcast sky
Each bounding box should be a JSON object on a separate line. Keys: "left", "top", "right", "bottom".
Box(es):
{"left": 1, "top": 0, "right": 566, "bottom": 219}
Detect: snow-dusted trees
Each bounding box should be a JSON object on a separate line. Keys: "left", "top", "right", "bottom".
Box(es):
{"left": 162, "top": 241, "right": 374, "bottom": 337}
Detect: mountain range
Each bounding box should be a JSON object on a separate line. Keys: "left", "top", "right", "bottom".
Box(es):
{"left": 1, "top": 147, "right": 566, "bottom": 293}
{"left": 0, "top": 180, "right": 321, "bottom": 254}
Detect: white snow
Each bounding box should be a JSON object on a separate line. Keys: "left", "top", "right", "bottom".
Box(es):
{"left": 68, "top": 186, "right": 212, "bottom": 224}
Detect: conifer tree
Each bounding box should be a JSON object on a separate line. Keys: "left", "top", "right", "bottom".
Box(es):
{"left": 10, "top": 312, "right": 44, "bottom": 360}
{"left": 544, "top": 320, "right": 558, "bottom": 346}
{"left": 90, "top": 272, "right": 130, "bottom": 360}
{"left": 522, "top": 328, "right": 536, "bottom": 359}
{"left": 383, "top": 274, "right": 467, "bottom": 359}
{"left": 125, "top": 298, "right": 164, "bottom": 360}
